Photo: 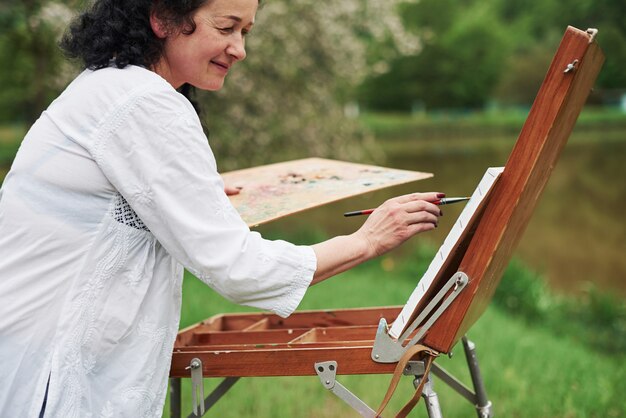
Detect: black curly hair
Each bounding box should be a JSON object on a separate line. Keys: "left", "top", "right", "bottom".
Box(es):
{"left": 60, "top": 0, "right": 208, "bottom": 111}
{"left": 60, "top": 0, "right": 207, "bottom": 70}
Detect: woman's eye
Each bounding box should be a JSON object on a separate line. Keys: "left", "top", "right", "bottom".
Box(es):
{"left": 218, "top": 27, "right": 234, "bottom": 34}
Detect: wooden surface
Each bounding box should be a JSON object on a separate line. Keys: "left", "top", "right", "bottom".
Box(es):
{"left": 171, "top": 307, "right": 404, "bottom": 377}
{"left": 423, "top": 26, "right": 605, "bottom": 353}
{"left": 222, "top": 158, "right": 432, "bottom": 227}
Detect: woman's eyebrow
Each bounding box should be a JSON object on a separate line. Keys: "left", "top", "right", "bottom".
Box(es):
{"left": 218, "top": 15, "right": 243, "bottom": 23}
{"left": 215, "top": 14, "right": 255, "bottom": 27}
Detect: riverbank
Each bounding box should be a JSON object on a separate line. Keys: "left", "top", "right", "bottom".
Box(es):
{"left": 360, "top": 107, "right": 626, "bottom": 141}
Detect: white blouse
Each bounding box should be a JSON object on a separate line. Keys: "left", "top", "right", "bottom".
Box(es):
{"left": 0, "top": 66, "right": 317, "bottom": 417}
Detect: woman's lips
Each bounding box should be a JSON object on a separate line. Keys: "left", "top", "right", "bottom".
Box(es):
{"left": 211, "top": 60, "right": 230, "bottom": 74}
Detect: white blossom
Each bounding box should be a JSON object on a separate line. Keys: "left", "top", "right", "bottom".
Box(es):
{"left": 202, "top": 0, "right": 419, "bottom": 170}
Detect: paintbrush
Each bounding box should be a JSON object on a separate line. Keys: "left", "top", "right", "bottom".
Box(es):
{"left": 343, "top": 197, "right": 471, "bottom": 217}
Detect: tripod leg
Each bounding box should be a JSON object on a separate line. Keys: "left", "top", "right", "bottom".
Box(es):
{"left": 462, "top": 336, "right": 493, "bottom": 418}
{"left": 170, "top": 378, "right": 181, "bottom": 418}
{"left": 415, "top": 375, "right": 443, "bottom": 418}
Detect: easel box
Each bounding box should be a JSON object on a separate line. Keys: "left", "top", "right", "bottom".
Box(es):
{"left": 171, "top": 306, "right": 404, "bottom": 378}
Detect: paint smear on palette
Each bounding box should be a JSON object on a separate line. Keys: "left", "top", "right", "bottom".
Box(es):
{"left": 222, "top": 158, "right": 433, "bottom": 227}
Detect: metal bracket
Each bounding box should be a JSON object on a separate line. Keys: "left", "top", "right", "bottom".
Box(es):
{"left": 564, "top": 59, "right": 579, "bottom": 74}
{"left": 372, "top": 272, "right": 469, "bottom": 363}
{"left": 314, "top": 361, "right": 377, "bottom": 417}
{"left": 586, "top": 28, "right": 598, "bottom": 44}
{"left": 186, "top": 358, "right": 205, "bottom": 417}
{"left": 403, "top": 360, "right": 426, "bottom": 377}
{"left": 314, "top": 359, "right": 436, "bottom": 418}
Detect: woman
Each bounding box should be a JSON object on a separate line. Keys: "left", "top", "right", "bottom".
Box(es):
{"left": 0, "top": 0, "right": 442, "bottom": 416}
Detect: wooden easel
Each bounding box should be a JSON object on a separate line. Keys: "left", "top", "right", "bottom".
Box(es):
{"left": 169, "top": 26, "right": 604, "bottom": 417}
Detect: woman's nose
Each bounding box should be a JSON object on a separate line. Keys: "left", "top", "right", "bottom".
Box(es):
{"left": 227, "top": 34, "right": 247, "bottom": 61}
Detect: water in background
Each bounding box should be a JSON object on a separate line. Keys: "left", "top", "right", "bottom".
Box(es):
{"left": 259, "top": 128, "right": 626, "bottom": 297}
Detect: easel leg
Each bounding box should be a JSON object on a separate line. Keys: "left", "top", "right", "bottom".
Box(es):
{"left": 416, "top": 375, "right": 443, "bottom": 418}
{"left": 171, "top": 376, "right": 240, "bottom": 418}
{"left": 315, "top": 335, "right": 493, "bottom": 418}
{"left": 170, "top": 378, "right": 182, "bottom": 418}
{"left": 462, "top": 336, "right": 493, "bottom": 418}
{"left": 199, "top": 377, "right": 240, "bottom": 414}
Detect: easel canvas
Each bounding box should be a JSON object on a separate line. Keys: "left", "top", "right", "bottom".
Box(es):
{"left": 389, "top": 166, "right": 503, "bottom": 339}
{"left": 169, "top": 26, "right": 604, "bottom": 417}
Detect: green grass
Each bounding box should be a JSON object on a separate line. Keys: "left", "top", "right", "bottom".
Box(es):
{"left": 360, "top": 108, "right": 626, "bottom": 141}
{"left": 164, "top": 253, "right": 625, "bottom": 417}
{"left": 360, "top": 108, "right": 626, "bottom": 132}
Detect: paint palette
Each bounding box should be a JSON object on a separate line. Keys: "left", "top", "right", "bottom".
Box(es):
{"left": 222, "top": 158, "right": 432, "bottom": 227}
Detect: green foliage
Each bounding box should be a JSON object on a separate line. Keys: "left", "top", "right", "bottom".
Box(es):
{"left": 595, "top": 24, "right": 626, "bottom": 90}
{"left": 495, "top": 259, "right": 626, "bottom": 355}
{"left": 495, "top": 258, "right": 551, "bottom": 320}
{"left": 360, "top": 108, "right": 626, "bottom": 143}
{"left": 0, "top": 124, "right": 26, "bottom": 180}
{"left": 0, "top": 0, "right": 412, "bottom": 165}
{"left": 360, "top": 0, "right": 512, "bottom": 110}
{"left": 0, "top": 1, "right": 77, "bottom": 123}
{"left": 192, "top": 0, "right": 420, "bottom": 170}
{"left": 359, "top": 0, "right": 626, "bottom": 110}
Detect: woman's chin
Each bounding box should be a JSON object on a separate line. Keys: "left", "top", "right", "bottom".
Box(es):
{"left": 194, "top": 77, "right": 226, "bottom": 92}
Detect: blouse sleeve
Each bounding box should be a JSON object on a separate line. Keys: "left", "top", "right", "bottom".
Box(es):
{"left": 92, "top": 82, "right": 317, "bottom": 318}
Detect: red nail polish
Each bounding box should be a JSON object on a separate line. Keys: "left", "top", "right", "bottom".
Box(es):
{"left": 437, "top": 193, "right": 446, "bottom": 198}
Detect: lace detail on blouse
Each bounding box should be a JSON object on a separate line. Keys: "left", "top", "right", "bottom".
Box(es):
{"left": 112, "top": 194, "right": 149, "bottom": 231}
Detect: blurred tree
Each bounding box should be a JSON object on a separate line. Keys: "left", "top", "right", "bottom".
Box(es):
{"left": 359, "top": 0, "right": 626, "bottom": 111}
{"left": 359, "top": 0, "right": 510, "bottom": 111}
{"left": 2, "top": 0, "right": 624, "bottom": 157}
{"left": 0, "top": 0, "right": 76, "bottom": 123}
{"left": 493, "top": 35, "right": 560, "bottom": 106}
{"left": 594, "top": 24, "right": 626, "bottom": 90}
{"left": 0, "top": 0, "right": 420, "bottom": 168}
{"left": 199, "top": 0, "right": 420, "bottom": 169}
{"left": 489, "top": 0, "right": 626, "bottom": 100}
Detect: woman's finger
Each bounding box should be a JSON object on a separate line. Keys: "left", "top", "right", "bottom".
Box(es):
{"left": 406, "top": 210, "right": 440, "bottom": 227}
{"left": 401, "top": 199, "right": 442, "bottom": 217}
{"left": 224, "top": 185, "right": 243, "bottom": 196}
{"left": 394, "top": 192, "right": 444, "bottom": 204}
{"left": 408, "top": 220, "right": 438, "bottom": 234}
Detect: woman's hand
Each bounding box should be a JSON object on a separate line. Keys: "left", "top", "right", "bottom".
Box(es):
{"left": 311, "top": 192, "right": 443, "bottom": 285}
{"left": 354, "top": 192, "right": 443, "bottom": 258}
{"left": 224, "top": 185, "right": 242, "bottom": 196}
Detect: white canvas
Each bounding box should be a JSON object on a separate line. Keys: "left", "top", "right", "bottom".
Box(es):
{"left": 389, "top": 166, "right": 504, "bottom": 339}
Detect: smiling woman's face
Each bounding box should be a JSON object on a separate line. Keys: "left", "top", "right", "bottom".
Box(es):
{"left": 152, "top": 0, "right": 258, "bottom": 90}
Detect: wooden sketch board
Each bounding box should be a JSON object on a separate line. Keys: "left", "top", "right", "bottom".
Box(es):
{"left": 222, "top": 158, "right": 432, "bottom": 227}
{"left": 416, "top": 26, "right": 605, "bottom": 353}
{"left": 389, "top": 167, "right": 503, "bottom": 338}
